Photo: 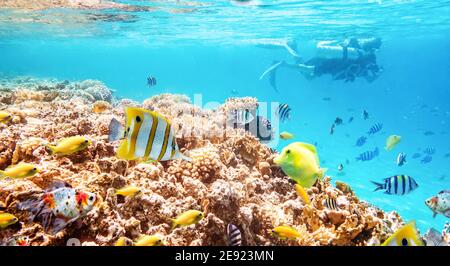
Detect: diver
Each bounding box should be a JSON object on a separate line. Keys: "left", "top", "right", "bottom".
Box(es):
{"left": 260, "top": 37, "right": 383, "bottom": 89}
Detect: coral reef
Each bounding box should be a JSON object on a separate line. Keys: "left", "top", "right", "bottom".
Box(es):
{"left": 0, "top": 77, "right": 412, "bottom": 246}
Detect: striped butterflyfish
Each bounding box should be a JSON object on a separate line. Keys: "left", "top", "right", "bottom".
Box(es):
{"left": 108, "top": 107, "right": 191, "bottom": 162}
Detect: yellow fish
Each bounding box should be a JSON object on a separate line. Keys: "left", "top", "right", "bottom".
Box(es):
{"left": 115, "top": 237, "right": 134, "bottom": 246}
{"left": 108, "top": 107, "right": 191, "bottom": 162}
{"left": 0, "top": 213, "right": 18, "bottom": 229}
{"left": 385, "top": 135, "right": 401, "bottom": 151}
{"left": 272, "top": 225, "right": 301, "bottom": 240}
{"left": 172, "top": 210, "right": 204, "bottom": 230}
{"left": 134, "top": 235, "right": 164, "bottom": 246}
{"left": 274, "top": 142, "right": 327, "bottom": 188}
{"left": 46, "top": 136, "right": 91, "bottom": 156}
{"left": 115, "top": 186, "right": 141, "bottom": 197}
{"left": 280, "top": 131, "right": 295, "bottom": 140}
{"left": 0, "top": 111, "right": 12, "bottom": 124}
{"left": 92, "top": 101, "right": 111, "bottom": 114}
{"left": 0, "top": 163, "right": 39, "bottom": 179}
{"left": 294, "top": 184, "right": 310, "bottom": 205}
{"left": 381, "top": 221, "right": 424, "bottom": 246}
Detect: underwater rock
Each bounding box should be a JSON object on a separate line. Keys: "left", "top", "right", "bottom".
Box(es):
{"left": 0, "top": 77, "right": 406, "bottom": 246}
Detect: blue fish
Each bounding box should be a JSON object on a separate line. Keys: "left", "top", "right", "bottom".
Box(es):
{"left": 423, "top": 147, "right": 436, "bottom": 155}
{"left": 356, "top": 147, "right": 379, "bottom": 161}
{"left": 147, "top": 76, "right": 157, "bottom": 87}
{"left": 412, "top": 153, "right": 421, "bottom": 159}
{"left": 424, "top": 131, "right": 435, "bottom": 136}
{"left": 397, "top": 153, "right": 407, "bottom": 166}
{"left": 348, "top": 117, "right": 354, "bottom": 123}
{"left": 367, "top": 123, "right": 383, "bottom": 135}
{"left": 421, "top": 155, "right": 433, "bottom": 164}
{"left": 371, "top": 175, "right": 419, "bottom": 195}
{"left": 355, "top": 136, "right": 367, "bottom": 147}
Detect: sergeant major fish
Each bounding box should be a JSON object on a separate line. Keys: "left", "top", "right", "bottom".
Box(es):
{"left": 227, "top": 224, "right": 242, "bottom": 246}
{"left": 355, "top": 136, "right": 367, "bottom": 147}
{"left": 109, "top": 107, "right": 191, "bottom": 162}
{"left": 356, "top": 147, "right": 379, "bottom": 162}
{"left": 367, "top": 122, "right": 383, "bottom": 135}
{"left": 371, "top": 175, "right": 418, "bottom": 195}
{"left": 421, "top": 155, "right": 432, "bottom": 164}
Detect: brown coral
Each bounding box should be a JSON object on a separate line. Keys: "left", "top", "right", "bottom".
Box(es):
{"left": 0, "top": 78, "right": 404, "bottom": 246}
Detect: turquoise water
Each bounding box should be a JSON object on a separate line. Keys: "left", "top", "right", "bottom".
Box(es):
{"left": 0, "top": 0, "right": 449, "bottom": 234}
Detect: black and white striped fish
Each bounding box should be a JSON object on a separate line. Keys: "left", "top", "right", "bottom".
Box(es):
{"left": 108, "top": 107, "right": 191, "bottom": 162}
{"left": 371, "top": 175, "right": 419, "bottom": 195}
{"left": 277, "top": 103, "right": 291, "bottom": 123}
{"left": 367, "top": 122, "right": 383, "bottom": 135}
{"left": 423, "top": 147, "right": 436, "bottom": 155}
{"left": 227, "top": 224, "right": 242, "bottom": 246}
{"left": 229, "top": 109, "right": 254, "bottom": 125}
{"left": 323, "top": 197, "right": 339, "bottom": 210}
{"left": 356, "top": 147, "right": 379, "bottom": 161}
{"left": 147, "top": 76, "right": 156, "bottom": 87}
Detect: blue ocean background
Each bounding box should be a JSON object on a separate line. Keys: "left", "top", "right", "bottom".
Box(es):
{"left": 0, "top": 0, "right": 449, "bottom": 233}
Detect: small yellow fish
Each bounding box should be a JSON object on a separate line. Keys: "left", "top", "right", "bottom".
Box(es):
{"left": 172, "top": 210, "right": 204, "bottom": 230}
{"left": 46, "top": 136, "right": 91, "bottom": 156}
{"left": 381, "top": 221, "right": 424, "bottom": 246}
{"left": 0, "top": 163, "right": 39, "bottom": 179}
{"left": 0, "top": 213, "right": 18, "bottom": 229}
{"left": 294, "top": 184, "right": 310, "bottom": 205}
{"left": 385, "top": 135, "right": 401, "bottom": 151}
{"left": 114, "top": 237, "right": 134, "bottom": 246}
{"left": 0, "top": 111, "right": 12, "bottom": 124}
{"left": 272, "top": 225, "right": 301, "bottom": 240}
{"left": 92, "top": 101, "right": 111, "bottom": 114}
{"left": 134, "top": 235, "right": 164, "bottom": 246}
{"left": 115, "top": 186, "right": 141, "bottom": 197}
{"left": 280, "top": 131, "right": 295, "bottom": 140}
{"left": 274, "top": 142, "right": 327, "bottom": 188}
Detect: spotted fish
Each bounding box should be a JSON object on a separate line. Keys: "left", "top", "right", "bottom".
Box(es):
{"left": 17, "top": 183, "right": 97, "bottom": 234}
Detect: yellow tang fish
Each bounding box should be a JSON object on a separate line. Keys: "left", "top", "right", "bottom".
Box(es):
{"left": 0, "top": 163, "right": 39, "bottom": 179}
{"left": 108, "top": 107, "right": 191, "bottom": 162}
{"left": 274, "top": 142, "right": 327, "bottom": 188}
{"left": 0, "top": 213, "right": 18, "bottom": 229}
{"left": 115, "top": 186, "right": 141, "bottom": 197}
{"left": 381, "top": 221, "right": 424, "bottom": 246}
{"left": 171, "top": 210, "right": 204, "bottom": 230}
{"left": 385, "top": 135, "right": 401, "bottom": 151}
{"left": 46, "top": 136, "right": 91, "bottom": 156}
{"left": 294, "top": 184, "right": 310, "bottom": 205}
{"left": 134, "top": 235, "right": 164, "bottom": 246}
{"left": 0, "top": 111, "right": 12, "bottom": 124}
{"left": 114, "top": 237, "right": 134, "bottom": 246}
{"left": 280, "top": 131, "right": 295, "bottom": 140}
{"left": 272, "top": 225, "right": 301, "bottom": 240}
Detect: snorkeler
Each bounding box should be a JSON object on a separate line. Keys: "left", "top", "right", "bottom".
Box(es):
{"left": 260, "top": 37, "right": 383, "bottom": 89}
